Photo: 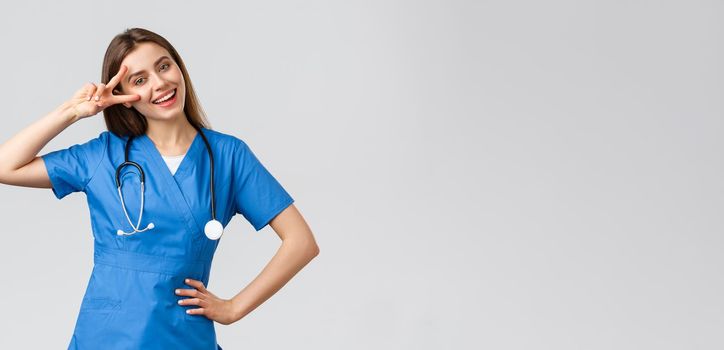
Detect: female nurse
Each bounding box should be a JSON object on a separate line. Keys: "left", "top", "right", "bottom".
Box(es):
{"left": 0, "top": 27, "right": 319, "bottom": 349}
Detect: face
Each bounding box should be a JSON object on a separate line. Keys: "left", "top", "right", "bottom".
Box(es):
{"left": 115, "top": 41, "right": 186, "bottom": 121}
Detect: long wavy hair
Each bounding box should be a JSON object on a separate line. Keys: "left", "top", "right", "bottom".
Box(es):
{"left": 100, "top": 28, "right": 211, "bottom": 137}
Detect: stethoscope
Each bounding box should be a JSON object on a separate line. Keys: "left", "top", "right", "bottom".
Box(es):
{"left": 114, "top": 124, "right": 224, "bottom": 240}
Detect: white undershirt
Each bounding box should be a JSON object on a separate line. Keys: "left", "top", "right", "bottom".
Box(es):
{"left": 160, "top": 153, "right": 186, "bottom": 175}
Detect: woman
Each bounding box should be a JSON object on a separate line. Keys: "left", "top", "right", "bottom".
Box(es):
{"left": 0, "top": 27, "right": 319, "bottom": 349}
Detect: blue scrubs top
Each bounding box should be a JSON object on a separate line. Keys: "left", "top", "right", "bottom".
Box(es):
{"left": 41, "top": 127, "right": 294, "bottom": 349}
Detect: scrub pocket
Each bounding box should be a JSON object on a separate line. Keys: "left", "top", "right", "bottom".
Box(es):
{"left": 73, "top": 296, "right": 123, "bottom": 342}
{"left": 80, "top": 265, "right": 124, "bottom": 314}
{"left": 81, "top": 297, "right": 122, "bottom": 311}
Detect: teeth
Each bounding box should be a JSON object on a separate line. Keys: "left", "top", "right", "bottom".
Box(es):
{"left": 153, "top": 89, "right": 175, "bottom": 104}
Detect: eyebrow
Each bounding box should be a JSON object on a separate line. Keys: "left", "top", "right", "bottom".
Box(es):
{"left": 127, "top": 56, "right": 171, "bottom": 82}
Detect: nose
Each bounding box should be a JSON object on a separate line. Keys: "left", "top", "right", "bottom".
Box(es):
{"left": 151, "top": 73, "right": 172, "bottom": 92}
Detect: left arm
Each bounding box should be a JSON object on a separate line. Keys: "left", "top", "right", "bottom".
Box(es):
{"left": 229, "top": 203, "right": 319, "bottom": 321}
{"left": 179, "top": 203, "right": 319, "bottom": 325}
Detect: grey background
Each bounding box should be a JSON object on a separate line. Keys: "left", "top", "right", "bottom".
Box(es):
{"left": 0, "top": 1, "right": 722, "bottom": 349}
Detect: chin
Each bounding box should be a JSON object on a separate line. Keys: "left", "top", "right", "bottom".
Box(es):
{"left": 143, "top": 104, "right": 186, "bottom": 120}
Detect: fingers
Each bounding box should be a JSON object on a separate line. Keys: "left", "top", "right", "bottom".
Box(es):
{"left": 85, "top": 83, "right": 97, "bottom": 101}
{"left": 184, "top": 278, "right": 208, "bottom": 293}
{"left": 106, "top": 65, "right": 127, "bottom": 91}
{"left": 177, "top": 297, "right": 208, "bottom": 307}
{"left": 176, "top": 287, "right": 197, "bottom": 297}
{"left": 186, "top": 307, "right": 206, "bottom": 316}
{"left": 94, "top": 83, "right": 106, "bottom": 102}
{"left": 109, "top": 93, "right": 141, "bottom": 105}
{"left": 82, "top": 76, "right": 139, "bottom": 109}
{"left": 175, "top": 287, "right": 205, "bottom": 298}
{"left": 176, "top": 293, "right": 207, "bottom": 316}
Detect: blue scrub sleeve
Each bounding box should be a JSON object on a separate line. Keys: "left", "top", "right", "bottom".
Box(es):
{"left": 41, "top": 132, "right": 107, "bottom": 199}
{"left": 233, "top": 138, "right": 294, "bottom": 231}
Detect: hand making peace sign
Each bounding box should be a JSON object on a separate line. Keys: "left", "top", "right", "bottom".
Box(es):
{"left": 69, "top": 65, "right": 141, "bottom": 120}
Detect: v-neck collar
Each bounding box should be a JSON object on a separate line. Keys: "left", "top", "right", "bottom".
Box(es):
{"left": 139, "top": 129, "right": 203, "bottom": 179}
{"left": 134, "top": 129, "right": 208, "bottom": 249}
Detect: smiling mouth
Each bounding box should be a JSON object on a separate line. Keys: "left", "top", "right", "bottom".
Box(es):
{"left": 153, "top": 89, "right": 176, "bottom": 104}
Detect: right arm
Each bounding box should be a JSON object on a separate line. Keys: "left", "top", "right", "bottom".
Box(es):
{"left": 0, "top": 64, "right": 140, "bottom": 189}
{"left": 0, "top": 102, "right": 78, "bottom": 188}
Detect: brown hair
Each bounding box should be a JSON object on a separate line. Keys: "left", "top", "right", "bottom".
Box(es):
{"left": 100, "top": 28, "right": 211, "bottom": 137}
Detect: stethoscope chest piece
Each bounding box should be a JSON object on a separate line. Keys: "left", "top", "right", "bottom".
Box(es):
{"left": 204, "top": 219, "right": 224, "bottom": 240}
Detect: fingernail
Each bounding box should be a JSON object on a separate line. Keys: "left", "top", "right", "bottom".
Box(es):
{"left": 186, "top": 310, "right": 191, "bottom": 314}
{"left": 87, "top": 95, "right": 91, "bottom": 101}
{"left": 175, "top": 289, "right": 180, "bottom": 294}
{"left": 178, "top": 299, "right": 183, "bottom": 304}
{"left": 185, "top": 279, "right": 190, "bottom": 283}
{"left": 95, "top": 96, "right": 100, "bottom": 101}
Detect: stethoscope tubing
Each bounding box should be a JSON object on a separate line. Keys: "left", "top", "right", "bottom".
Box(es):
{"left": 114, "top": 124, "right": 220, "bottom": 238}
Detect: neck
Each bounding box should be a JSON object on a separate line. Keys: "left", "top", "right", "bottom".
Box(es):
{"left": 145, "top": 114, "right": 198, "bottom": 154}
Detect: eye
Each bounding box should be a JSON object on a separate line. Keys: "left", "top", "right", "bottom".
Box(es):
{"left": 132, "top": 62, "right": 170, "bottom": 86}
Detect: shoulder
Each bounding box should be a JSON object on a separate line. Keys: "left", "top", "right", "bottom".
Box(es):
{"left": 71, "top": 130, "right": 112, "bottom": 147}
{"left": 103, "top": 130, "right": 139, "bottom": 145}
{"left": 69, "top": 130, "right": 112, "bottom": 156}
{"left": 199, "top": 127, "right": 251, "bottom": 154}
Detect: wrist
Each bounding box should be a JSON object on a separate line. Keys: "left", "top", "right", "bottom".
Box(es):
{"left": 230, "top": 296, "right": 246, "bottom": 322}
{"left": 56, "top": 101, "right": 80, "bottom": 124}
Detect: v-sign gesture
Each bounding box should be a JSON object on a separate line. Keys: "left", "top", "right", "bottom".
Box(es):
{"left": 71, "top": 65, "right": 141, "bottom": 120}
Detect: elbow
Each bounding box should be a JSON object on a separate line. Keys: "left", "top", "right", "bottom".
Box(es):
{"left": 281, "top": 236, "right": 319, "bottom": 260}
{"left": 298, "top": 230, "right": 320, "bottom": 259}
{"left": 310, "top": 242, "right": 320, "bottom": 258}
{"left": 0, "top": 167, "right": 11, "bottom": 184}
{"left": 302, "top": 238, "right": 320, "bottom": 260}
